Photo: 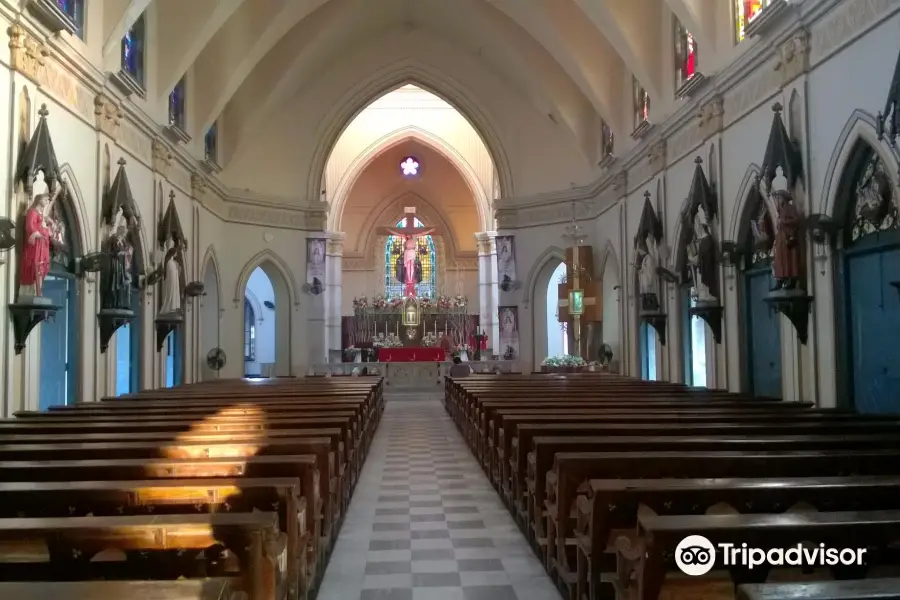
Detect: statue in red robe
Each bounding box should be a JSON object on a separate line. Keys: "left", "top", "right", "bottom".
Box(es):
{"left": 18, "top": 181, "right": 61, "bottom": 299}
{"left": 771, "top": 189, "right": 803, "bottom": 290}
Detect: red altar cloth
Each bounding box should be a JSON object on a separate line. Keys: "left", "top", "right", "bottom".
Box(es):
{"left": 378, "top": 347, "right": 445, "bottom": 362}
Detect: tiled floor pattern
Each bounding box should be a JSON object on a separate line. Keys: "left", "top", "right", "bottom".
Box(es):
{"left": 317, "top": 392, "right": 562, "bottom": 600}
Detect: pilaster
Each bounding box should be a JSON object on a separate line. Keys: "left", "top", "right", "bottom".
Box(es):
{"left": 325, "top": 232, "right": 345, "bottom": 362}
{"left": 475, "top": 231, "right": 500, "bottom": 357}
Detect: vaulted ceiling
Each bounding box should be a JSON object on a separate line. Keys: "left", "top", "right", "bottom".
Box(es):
{"left": 106, "top": 0, "right": 719, "bottom": 178}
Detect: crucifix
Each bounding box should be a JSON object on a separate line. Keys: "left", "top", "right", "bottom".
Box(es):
{"left": 558, "top": 202, "right": 601, "bottom": 358}
{"left": 378, "top": 207, "right": 440, "bottom": 297}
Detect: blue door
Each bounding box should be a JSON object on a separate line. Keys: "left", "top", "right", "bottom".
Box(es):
{"left": 39, "top": 275, "right": 75, "bottom": 410}
{"left": 640, "top": 322, "right": 657, "bottom": 381}
{"left": 744, "top": 268, "right": 782, "bottom": 398}
{"left": 846, "top": 247, "right": 900, "bottom": 413}
{"left": 115, "top": 290, "right": 142, "bottom": 396}
{"left": 165, "top": 327, "right": 183, "bottom": 388}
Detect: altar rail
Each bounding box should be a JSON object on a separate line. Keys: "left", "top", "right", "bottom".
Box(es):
{"left": 308, "top": 361, "right": 521, "bottom": 388}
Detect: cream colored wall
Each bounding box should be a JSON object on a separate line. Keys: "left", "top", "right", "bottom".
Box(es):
{"left": 0, "top": 4, "right": 320, "bottom": 414}
{"left": 325, "top": 86, "right": 495, "bottom": 214}
{"left": 506, "top": 1, "right": 900, "bottom": 404}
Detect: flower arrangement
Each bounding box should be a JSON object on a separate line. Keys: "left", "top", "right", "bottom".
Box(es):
{"left": 383, "top": 333, "right": 403, "bottom": 348}
{"left": 419, "top": 297, "right": 433, "bottom": 310}
{"left": 421, "top": 332, "right": 438, "bottom": 347}
{"left": 353, "top": 296, "right": 369, "bottom": 311}
{"left": 541, "top": 354, "right": 596, "bottom": 373}
{"left": 343, "top": 346, "right": 360, "bottom": 360}
{"left": 371, "top": 295, "right": 388, "bottom": 310}
{"left": 389, "top": 296, "right": 405, "bottom": 310}
{"left": 371, "top": 333, "right": 386, "bottom": 348}
{"left": 453, "top": 295, "right": 467, "bottom": 308}
{"left": 436, "top": 296, "right": 453, "bottom": 311}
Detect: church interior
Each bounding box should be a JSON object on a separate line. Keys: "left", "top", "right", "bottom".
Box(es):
{"left": 0, "top": 0, "right": 899, "bottom": 599}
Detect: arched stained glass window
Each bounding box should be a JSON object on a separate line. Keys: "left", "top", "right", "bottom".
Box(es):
{"left": 384, "top": 217, "right": 437, "bottom": 299}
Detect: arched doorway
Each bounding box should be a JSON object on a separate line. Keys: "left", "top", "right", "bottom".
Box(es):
{"left": 739, "top": 185, "right": 782, "bottom": 398}
{"left": 37, "top": 183, "right": 82, "bottom": 410}
{"left": 235, "top": 253, "right": 295, "bottom": 378}
{"left": 639, "top": 322, "right": 658, "bottom": 381}
{"left": 680, "top": 285, "right": 708, "bottom": 386}
{"left": 243, "top": 268, "right": 275, "bottom": 377}
{"left": 833, "top": 142, "right": 900, "bottom": 412}
{"left": 528, "top": 248, "right": 566, "bottom": 369}
{"left": 546, "top": 262, "right": 568, "bottom": 357}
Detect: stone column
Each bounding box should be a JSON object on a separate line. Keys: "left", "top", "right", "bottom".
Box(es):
{"left": 475, "top": 232, "right": 500, "bottom": 357}
{"left": 325, "top": 232, "right": 345, "bottom": 362}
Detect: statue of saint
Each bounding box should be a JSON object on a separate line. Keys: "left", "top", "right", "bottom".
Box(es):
{"left": 101, "top": 210, "right": 137, "bottom": 311}
{"left": 637, "top": 236, "right": 659, "bottom": 311}
{"left": 771, "top": 189, "right": 803, "bottom": 290}
{"left": 692, "top": 205, "right": 717, "bottom": 302}
{"left": 393, "top": 236, "right": 425, "bottom": 296}
{"left": 18, "top": 180, "right": 62, "bottom": 299}
{"left": 158, "top": 237, "right": 183, "bottom": 316}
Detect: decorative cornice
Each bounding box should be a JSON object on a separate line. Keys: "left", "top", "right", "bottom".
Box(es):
{"left": 774, "top": 27, "right": 811, "bottom": 86}
{"left": 7, "top": 23, "right": 47, "bottom": 85}
{"left": 151, "top": 139, "right": 173, "bottom": 176}
{"left": 94, "top": 93, "right": 123, "bottom": 141}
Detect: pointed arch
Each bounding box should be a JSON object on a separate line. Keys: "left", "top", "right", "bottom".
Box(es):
{"left": 307, "top": 62, "right": 514, "bottom": 206}
{"left": 58, "top": 164, "right": 91, "bottom": 256}
{"left": 232, "top": 249, "right": 300, "bottom": 307}
{"left": 524, "top": 245, "right": 567, "bottom": 305}
{"left": 728, "top": 162, "right": 762, "bottom": 243}
{"left": 201, "top": 244, "right": 224, "bottom": 309}
{"left": 820, "top": 110, "right": 900, "bottom": 219}
{"left": 328, "top": 126, "right": 490, "bottom": 232}
{"left": 597, "top": 239, "right": 621, "bottom": 281}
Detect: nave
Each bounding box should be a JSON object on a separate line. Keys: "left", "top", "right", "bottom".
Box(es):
{"left": 318, "top": 392, "right": 560, "bottom": 600}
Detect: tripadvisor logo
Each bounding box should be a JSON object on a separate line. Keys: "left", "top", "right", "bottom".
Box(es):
{"left": 675, "top": 535, "right": 868, "bottom": 576}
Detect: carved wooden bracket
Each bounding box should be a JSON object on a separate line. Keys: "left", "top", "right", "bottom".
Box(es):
{"left": 689, "top": 303, "right": 723, "bottom": 344}
{"left": 764, "top": 292, "right": 813, "bottom": 345}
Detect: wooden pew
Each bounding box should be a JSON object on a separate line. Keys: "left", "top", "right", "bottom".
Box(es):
{"left": 616, "top": 509, "right": 900, "bottom": 600}
{"left": 0, "top": 477, "right": 307, "bottom": 598}
{"left": 575, "top": 476, "right": 900, "bottom": 600}
{"left": 544, "top": 450, "right": 900, "bottom": 593}
{"left": 0, "top": 513, "right": 286, "bottom": 600}
{"left": 0, "top": 376, "right": 384, "bottom": 600}
{"left": 0, "top": 579, "right": 244, "bottom": 600}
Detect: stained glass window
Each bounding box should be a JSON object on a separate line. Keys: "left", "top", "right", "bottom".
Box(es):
{"left": 169, "top": 77, "right": 186, "bottom": 130}
{"left": 674, "top": 19, "right": 698, "bottom": 90}
{"left": 735, "top": 0, "right": 771, "bottom": 43}
{"left": 121, "top": 13, "right": 146, "bottom": 87}
{"left": 205, "top": 121, "right": 219, "bottom": 163}
{"left": 632, "top": 76, "right": 650, "bottom": 130}
{"left": 57, "top": 0, "right": 85, "bottom": 38}
{"left": 400, "top": 157, "right": 419, "bottom": 176}
{"left": 384, "top": 217, "right": 437, "bottom": 299}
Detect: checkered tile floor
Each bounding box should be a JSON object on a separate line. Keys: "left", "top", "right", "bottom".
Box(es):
{"left": 317, "top": 393, "right": 561, "bottom": 600}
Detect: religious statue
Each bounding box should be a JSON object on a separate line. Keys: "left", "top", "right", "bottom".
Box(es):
{"left": 771, "top": 189, "right": 803, "bottom": 290}
{"left": 18, "top": 180, "right": 62, "bottom": 300}
{"left": 158, "top": 236, "right": 184, "bottom": 316}
{"left": 382, "top": 215, "right": 436, "bottom": 297}
{"left": 690, "top": 204, "right": 718, "bottom": 302}
{"left": 636, "top": 236, "right": 660, "bottom": 312}
{"left": 393, "top": 235, "right": 425, "bottom": 296}
{"left": 101, "top": 210, "right": 137, "bottom": 311}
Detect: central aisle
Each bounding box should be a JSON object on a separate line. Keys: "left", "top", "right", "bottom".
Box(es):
{"left": 318, "top": 392, "right": 563, "bottom": 600}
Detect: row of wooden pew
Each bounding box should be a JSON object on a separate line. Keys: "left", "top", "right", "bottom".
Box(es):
{"left": 444, "top": 373, "right": 900, "bottom": 600}
{"left": 0, "top": 376, "right": 385, "bottom": 600}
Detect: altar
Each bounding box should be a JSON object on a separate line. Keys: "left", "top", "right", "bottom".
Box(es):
{"left": 377, "top": 347, "right": 444, "bottom": 362}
